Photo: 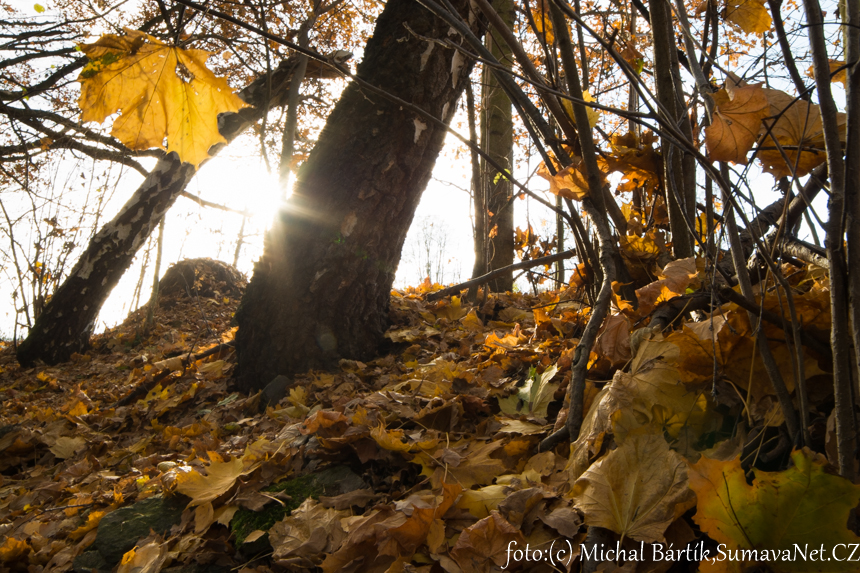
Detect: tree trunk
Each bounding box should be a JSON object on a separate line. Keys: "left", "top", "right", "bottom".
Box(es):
{"left": 234, "top": 0, "right": 480, "bottom": 391}
{"left": 480, "top": 0, "right": 515, "bottom": 291}
{"left": 16, "top": 57, "right": 306, "bottom": 367}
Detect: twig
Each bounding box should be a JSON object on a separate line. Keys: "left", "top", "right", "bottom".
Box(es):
{"left": 112, "top": 342, "right": 234, "bottom": 407}
{"left": 427, "top": 249, "right": 578, "bottom": 301}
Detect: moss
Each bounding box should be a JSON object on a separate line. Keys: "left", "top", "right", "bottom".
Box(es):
{"left": 230, "top": 474, "right": 324, "bottom": 545}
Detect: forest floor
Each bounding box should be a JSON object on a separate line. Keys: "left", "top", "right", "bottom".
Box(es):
{"left": 0, "top": 258, "right": 849, "bottom": 573}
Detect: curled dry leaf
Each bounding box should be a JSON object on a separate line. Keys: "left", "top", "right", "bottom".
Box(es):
{"left": 269, "top": 498, "right": 348, "bottom": 561}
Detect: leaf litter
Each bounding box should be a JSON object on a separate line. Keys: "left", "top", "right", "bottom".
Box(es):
{"left": 0, "top": 261, "right": 854, "bottom": 573}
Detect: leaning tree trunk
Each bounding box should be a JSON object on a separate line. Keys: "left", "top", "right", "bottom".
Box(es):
{"left": 234, "top": 0, "right": 481, "bottom": 391}
{"left": 16, "top": 57, "right": 306, "bottom": 367}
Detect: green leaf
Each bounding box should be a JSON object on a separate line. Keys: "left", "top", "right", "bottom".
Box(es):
{"left": 493, "top": 169, "right": 512, "bottom": 185}
{"left": 34, "top": 3, "right": 46, "bottom": 12}
{"left": 689, "top": 449, "right": 860, "bottom": 572}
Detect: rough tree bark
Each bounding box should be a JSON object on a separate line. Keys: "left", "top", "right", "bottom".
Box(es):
{"left": 16, "top": 57, "right": 306, "bottom": 367}
{"left": 234, "top": 0, "right": 481, "bottom": 391}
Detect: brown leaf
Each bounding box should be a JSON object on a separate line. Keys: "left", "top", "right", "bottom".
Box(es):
{"left": 758, "top": 88, "right": 847, "bottom": 178}
{"left": 540, "top": 506, "right": 582, "bottom": 538}
{"left": 451, "top": 511, "right": 526, "bottom": 573}
{"left": 705, "top": 85, "right": 769, "bottom": 163}
{"left": 571, "top": 430, "right": 696, "bottom": 542}
{"left": 595, "top": 313, "right": 632, "bottom": 368}
{"left": 269, "top": 498, "right": 348, "bottom": 561}
{"left": 378, "top": 482, "right": 460, "bottom": 557}
{"left": 320, "top": 488, "right": 382, "bottom": 510}
{"left": 634, "top": 257, "right": 698, "bottom": 316}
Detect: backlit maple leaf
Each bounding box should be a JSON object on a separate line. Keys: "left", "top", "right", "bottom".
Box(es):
{"left": 78, "top": 29, "right": 249, "bottom": 167}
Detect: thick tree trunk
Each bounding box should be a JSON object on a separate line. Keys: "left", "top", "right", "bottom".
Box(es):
{"left": 16, "top": 58, "right": 305, "bottom": 367}
{"left": 234, "top": 0, "right": 480, "bottom": 391}
{"left": 480, "top": 0, "right": 515, "bottom": 291}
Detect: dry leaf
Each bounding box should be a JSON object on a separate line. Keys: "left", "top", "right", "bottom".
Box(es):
{"left": 572, "top": 430, "right": 696, "bottom": 542}
{"left": 175, "top": 457, "right": 244, "bottom": 506}
{"left": 705, "top": 85, "right": 769, "bottom": 163}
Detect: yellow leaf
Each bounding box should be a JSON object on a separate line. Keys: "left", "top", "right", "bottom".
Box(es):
{"left": 457, "top": 484, "right": 508, "bottom": 518}
{"left": 619, "top": 234, "right": 661, "bottom": 260}
{"left": 68, "top": 511, "right": 105, "bottom": 540}
{"left": 175, "top": 457, "right": 244, "bottom": 506}
{"left": 67, "top": 400, "right": 89, "bottom": 417}
{"left": 828, "top": 60, "right": 848, "bottom": 89}
{"left": 0, "top": 537, "right": 31, "bottom": 563}
{"left": 530, "top": 0, "right": 554, "bottom": 43}
{"left": 705, "top": 85, "right": 769, "bottom": 164}
{"left": 77, "top": 29, "right": 249, "bottom": 167}
{"left": 370, "top": 425, "right": 413, "bottom": 452}
{"left": 724, "top": 0, "right": 772, "bottom": 34}
{"left": 689, "top": 449, "right": 860, "bottom": 572}
{"left": 571, "top": 430, "right": 696, "bottom": 542}
{"left": 562, "top": 90, "right": 600, "bottom": 128}
{"left": 117, "top": 540, "right": 167, "bottom": 573}
{"left": 536, "top": 158, "right": 591, "bottom": 200}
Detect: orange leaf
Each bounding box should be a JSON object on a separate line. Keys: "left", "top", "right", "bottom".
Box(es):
{"left": 705, "top": 85, "right": 769, "bottom": 164}
{"left": 724, "top": 0, "right": 771, "bottom": 34}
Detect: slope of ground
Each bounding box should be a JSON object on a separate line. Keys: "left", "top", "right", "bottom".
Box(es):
{"left": 0, "top": 257, "right": 851, "bottom": 573}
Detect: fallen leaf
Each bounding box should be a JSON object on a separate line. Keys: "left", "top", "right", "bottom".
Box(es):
{"left": 572, "top": 430, "right": 696, "bottom": 542}
{"left": 175, "top": 457, "right": 244, "bottom": 506}
{"left": 269, "top": 498, "right": 348, "bottom": 560}
{"left": 689, "top": 449, "right": 860, "bottom": 572}
{"left": 50, "top": 436, "right": 86, "bottom": 459}
{"left": 117, "top": 540, "right": 167, "bottom": 573}
{"left": 451, "top": 511, "right": 526, "bottom": 573}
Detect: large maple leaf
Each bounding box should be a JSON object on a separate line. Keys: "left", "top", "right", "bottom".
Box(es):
{"left": 724, "top": 0, "right": 772, "bottom": 34}
{"left": 77, "top": 29, "right": 249, "bottom": 167}
{"left": 689, "top": 449, "right": 860, "bottom": 572}
{"left": 571, "top": 430, "right": 696, "bottom": 543}
{"left": 758, "top": 88, "right": 847, "bottom": 178}
{"left": 705, "top": 85, "right": 769, "bottom": 164}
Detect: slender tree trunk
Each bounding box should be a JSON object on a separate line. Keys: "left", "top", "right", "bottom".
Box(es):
{"left": 649, "top": 0, "right": 694, "bottom": 259}
{"left": 16, "top": 57, "right": 306, "bottom": 367}
{"left": 481, "top": 0, "right": 515, "bottom": 292}
{"left": 144, "top": 217, "right": 165, "bottom": 332}
{"left": 234, "top": 0, "right": 481, "bottom": 391}
{"left": 467, "top": 81, "right": 487, "bottom": 281}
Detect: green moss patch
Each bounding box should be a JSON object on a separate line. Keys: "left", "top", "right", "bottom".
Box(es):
{"left": 230, "top": 473, "right": 323, "bottom": 545}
